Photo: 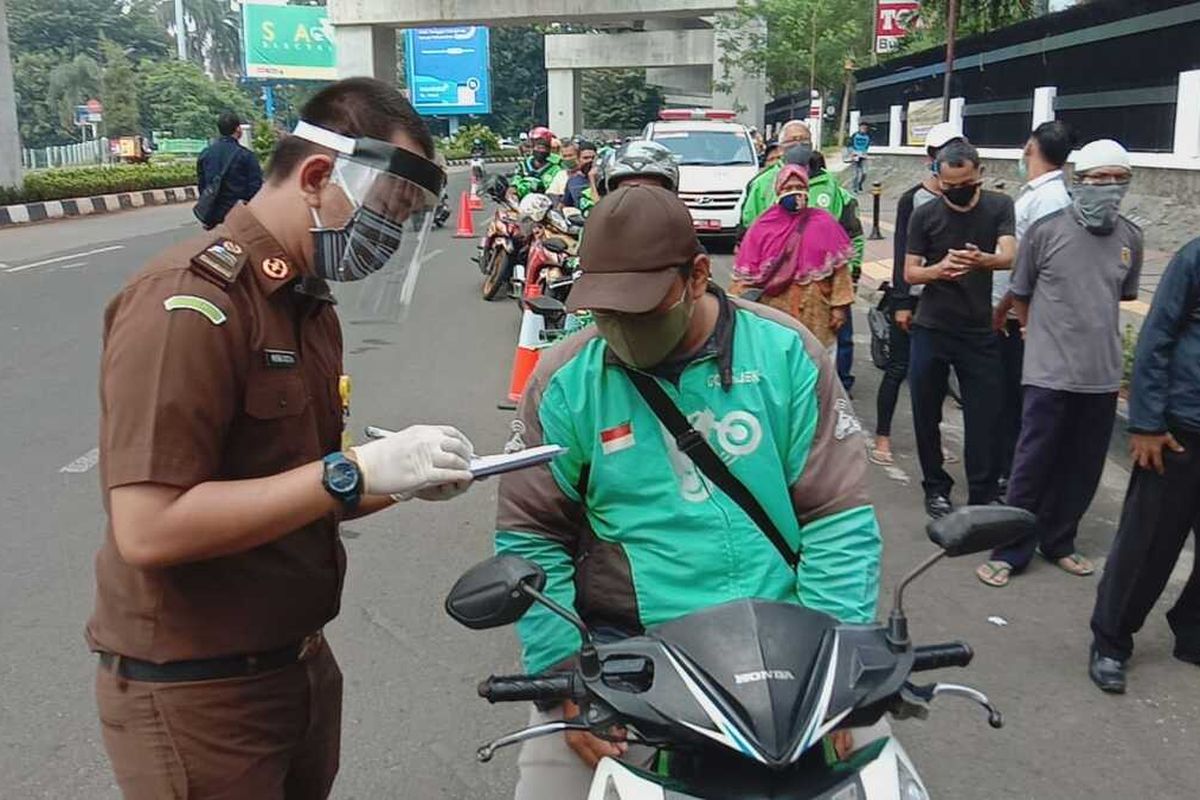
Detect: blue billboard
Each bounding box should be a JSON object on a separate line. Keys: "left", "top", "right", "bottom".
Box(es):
{"left": 404, "top": 27, "right": 492, "bottom": 117}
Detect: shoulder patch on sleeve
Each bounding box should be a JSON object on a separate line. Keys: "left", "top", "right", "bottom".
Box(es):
{"left": 163, "top": 294, "right": 227, "bottom": 326}
{"left": 189, "top": 239, "right": 248, "bottom": 287}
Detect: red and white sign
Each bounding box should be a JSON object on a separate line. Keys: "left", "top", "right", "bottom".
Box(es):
{"left": 875, "top": 0, "right": 920, "bottom": 53}
{"left": 600, "top": 422, "right": 636, "bottom": 455}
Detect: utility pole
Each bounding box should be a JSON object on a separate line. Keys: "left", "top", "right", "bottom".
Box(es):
{"left": 0, "top": 0, "right": 23, "bottom": 188}
{"left": 941, "top": 0, "right": 959, "bottom": 123}
{"left": 174, "top": 0, "right": 188, "bottom": 61}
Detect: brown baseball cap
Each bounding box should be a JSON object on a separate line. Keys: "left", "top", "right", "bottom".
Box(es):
{"left": 567, "top": 184, "right": 702, "bottom": 314}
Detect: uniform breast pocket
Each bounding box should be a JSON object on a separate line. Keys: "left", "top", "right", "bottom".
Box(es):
{"left": 237, "top": 374, "right": 315, "bottom": 472}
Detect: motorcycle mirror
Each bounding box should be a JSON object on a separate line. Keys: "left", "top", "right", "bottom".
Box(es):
{"left": 927, "top": 506, "right": 1035, "bottom": 557}
{"left": 445, "top": 555, "right": 546, "bottom": 630}
{"left": 543, "top": 238, "right": 569, "bottom": 254}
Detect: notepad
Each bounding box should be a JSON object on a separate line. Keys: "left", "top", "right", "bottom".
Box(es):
{"left": 363, "top": 426, "right": 565, "bottom": 478}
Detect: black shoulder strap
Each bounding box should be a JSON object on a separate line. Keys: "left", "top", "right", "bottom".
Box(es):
{"left": 622, "top": 367, "right": 799, "bottom": 571}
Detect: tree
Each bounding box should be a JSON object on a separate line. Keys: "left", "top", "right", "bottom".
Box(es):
{"left": 716, "top": 0, "right": 874, "bottom": 100}
{"left": 47, "top": 54, "right": 101, "bottom": 137}
{"left": 100, "top": 40, "right": 141, "bottom": 136}
{"left": 481, "top": 27, "right": 547, "bottom": 137}
{"left": 141, "top": 60, "right": 256, "bottom": 139}
{"left": 154, "top": 0, "right": 243, "bottom": 79}
{"left": 7, "top": 0, "right": 170, "bottom": 62}
{"left": 898, "top": 0, "right": 1040, "bottom": 52}
{"left": 582, "top": 70, "right": 664, "bottom": 132}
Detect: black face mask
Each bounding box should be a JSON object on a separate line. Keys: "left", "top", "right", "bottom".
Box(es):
{"left": 580, "top": 160, "right": 593, "bottom": 175}
{"left": 943, "top": 184, "right": 978, "bottom": 208}
{"left": 532, "top": 149, "right": 550, "bottom": 165}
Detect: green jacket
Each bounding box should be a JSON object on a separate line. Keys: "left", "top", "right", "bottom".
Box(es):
{"left": 741, "top": 165, "right": 865, "bottom": 278}
{"left": 494, "top": 290, "right": 882, "bottom": 674}
{"left": 512, "top": 154, "right": 564, "bottom": 199}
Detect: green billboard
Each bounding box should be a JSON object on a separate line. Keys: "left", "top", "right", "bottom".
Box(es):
{"left": 242, "top": 3, "right": 337, "bottom": 81}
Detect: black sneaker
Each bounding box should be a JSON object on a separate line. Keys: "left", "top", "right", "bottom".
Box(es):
{"left": 1089, "top": 647, "right": 1127, "bottom": 694}
{"left": 925, "top": 495, "right": 954, "bottom": 519}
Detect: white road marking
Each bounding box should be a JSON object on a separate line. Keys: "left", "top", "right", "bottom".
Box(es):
{"left": 59, "top": 447, "right": 99, "bottom": 474}
{"left": 56, "top": 262, "right": 87, "bottom": 270}
{"left": 5, "top": 245, "right": 124, "bottom": 274}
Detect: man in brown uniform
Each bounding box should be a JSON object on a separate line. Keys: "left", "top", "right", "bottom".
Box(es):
{"left": 90, "top": 78, "right": 476, "bottom": 799}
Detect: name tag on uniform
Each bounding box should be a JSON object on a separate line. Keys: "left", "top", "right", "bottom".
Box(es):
{"left": 264, "top": 349, "right": 298, "bottom": 369}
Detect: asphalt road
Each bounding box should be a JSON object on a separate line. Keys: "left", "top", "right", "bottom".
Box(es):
{"left": 0, "top": 175, "right": 1196, "bottom": 799}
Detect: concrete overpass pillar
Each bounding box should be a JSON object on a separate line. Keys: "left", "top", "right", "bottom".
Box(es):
{"left": 711, "top": 15, "right": 765, "bottom": 129}
{"left": 0, "top": 0, "right": 23, "bottom": 189}
{"left": 548, "top": 69, "right": 582, "bottom": 138}
{"left": 334, "top": 25, "right": 397, "bottom": 82}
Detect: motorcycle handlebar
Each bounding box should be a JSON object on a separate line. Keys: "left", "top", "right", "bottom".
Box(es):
{"left": 478, "top": 673, "right": 577, "bottom": 704}
{"left": 913, "top": 642, "right": 974, "bottom": 672}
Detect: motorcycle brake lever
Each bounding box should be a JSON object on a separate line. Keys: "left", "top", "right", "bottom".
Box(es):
{"left": 476, "top": 720, "right": 591, "bottom": 763}
{"left": 904, "top": 681, "right": 1004, "bottom": 729}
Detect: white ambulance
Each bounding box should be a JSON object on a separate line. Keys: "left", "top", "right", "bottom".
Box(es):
{"left": 642, "top": 109, "right": 760, "bottom": 239}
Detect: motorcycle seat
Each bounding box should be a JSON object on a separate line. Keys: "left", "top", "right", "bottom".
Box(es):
{"left": 526, "top": 295, "right": 566, "bottom": 316}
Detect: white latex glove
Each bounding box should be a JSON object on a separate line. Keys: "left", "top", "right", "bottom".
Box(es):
{"left": 351, "top": 425, "right": 474, "bottom": 501}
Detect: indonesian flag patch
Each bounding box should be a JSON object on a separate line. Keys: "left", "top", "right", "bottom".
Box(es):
{"left": 600, "top": 421, "right": 636, "bottom": 455}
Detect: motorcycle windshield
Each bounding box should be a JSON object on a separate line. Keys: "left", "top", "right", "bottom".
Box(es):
{"left": 649, "top": 600, "right": 842, "bottom": 764}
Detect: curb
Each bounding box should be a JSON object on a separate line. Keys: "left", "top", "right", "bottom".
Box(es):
{"left": 0, "top": 185, "right": 199, "bottom": 228}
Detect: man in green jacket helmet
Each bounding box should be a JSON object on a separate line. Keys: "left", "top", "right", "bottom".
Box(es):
{"left": 496, "top": 184, "right": 882, "bottom": 799}
{"left": 512, "top": 126, "right": 565, "bottom": 199}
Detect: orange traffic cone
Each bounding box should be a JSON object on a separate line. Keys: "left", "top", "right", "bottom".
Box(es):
{"left": 453, "top": 191, "right": 475, "bottom": 238}
{"left": 505, "top": 306, "right": 547, "bottom": 403}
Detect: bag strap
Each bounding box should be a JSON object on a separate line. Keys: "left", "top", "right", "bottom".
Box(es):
{"left": 210, "top": 144, "right": 241, "bottom": 186}
{"left": 622, "top": 367, "right": 799, "bottom": 571}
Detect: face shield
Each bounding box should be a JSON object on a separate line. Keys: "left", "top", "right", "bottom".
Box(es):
{"left": 292, "top": 121, "right": 446, "bottom": 319}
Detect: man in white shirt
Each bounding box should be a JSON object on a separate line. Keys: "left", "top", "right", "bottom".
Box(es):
{"left": 993, "top": 121, "right": 1076, "bottom": 492}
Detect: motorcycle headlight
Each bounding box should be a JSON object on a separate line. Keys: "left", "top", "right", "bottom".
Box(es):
{"left": 897, "top": 758, "right": 929, "bottom": 800}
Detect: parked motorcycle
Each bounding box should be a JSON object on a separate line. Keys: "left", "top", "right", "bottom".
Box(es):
{"left": 446, "top": 505, "right": 1031, "bottom": 799}
{"left": 477, "top": 176, "right": 531, "bottom": 301}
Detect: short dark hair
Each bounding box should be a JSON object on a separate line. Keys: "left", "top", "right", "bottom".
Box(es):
{"left": 266, "top": 77, "right": 435, "bottom": 182}
{"left": 217, "top": 111, "right": 240, "bottom": 137}
{"left": 576, "top": 139, "right": 596, "bottom": 153}
{"left": 936, "top": 140, "right": 980, "bottom": 170}
{"left": 1030, "top": 120, "right": 1077, "bottom": 168}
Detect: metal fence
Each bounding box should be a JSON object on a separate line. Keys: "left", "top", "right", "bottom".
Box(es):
{"left": 22, "top": 139, "right": 110, "bottom": 170}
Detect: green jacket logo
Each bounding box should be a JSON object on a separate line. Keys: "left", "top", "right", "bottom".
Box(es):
{"left": 663, "top": 408, "right": 763, "bottom": 502}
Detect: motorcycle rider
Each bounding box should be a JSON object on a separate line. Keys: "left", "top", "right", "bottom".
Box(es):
{"left": 512, "top": 126, "right": 564, "bottom": 199}
{"left": 495, "top": 184, "right": 882, "bottom": 799}
{"left": 561, "top": 140, "right": 597, "bottom": 211}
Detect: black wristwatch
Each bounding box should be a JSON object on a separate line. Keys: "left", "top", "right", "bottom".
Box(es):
{"left": 322, "top": 452, "right": 363, "bottom": 510}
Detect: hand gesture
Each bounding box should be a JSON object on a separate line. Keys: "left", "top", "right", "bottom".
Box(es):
{"left": 351, "top": 425, "right": 474, "bottom": 500}
{"left": 1130, "top": 432, "right": 1185, "bottom": 475}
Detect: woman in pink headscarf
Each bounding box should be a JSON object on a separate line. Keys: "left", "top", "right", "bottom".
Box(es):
{"left": 729, "top": 163, "right": 854, "bottom": 348}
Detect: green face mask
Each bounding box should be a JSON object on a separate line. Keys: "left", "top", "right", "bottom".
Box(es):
{"left": 594, "top": 291, "right": 695, "bottom": 369}
{"left": 563, "top": 158, "right": 578, "bottom": 171}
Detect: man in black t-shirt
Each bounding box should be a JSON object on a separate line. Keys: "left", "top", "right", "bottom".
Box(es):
{"left": 905, "top": 141, "right": 1016, "bottom": 517}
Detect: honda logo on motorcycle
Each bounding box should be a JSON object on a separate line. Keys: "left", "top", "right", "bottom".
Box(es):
{"left": 733, "top": 669, "right": 796, "bottom": 685}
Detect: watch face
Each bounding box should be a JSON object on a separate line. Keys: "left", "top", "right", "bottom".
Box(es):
{"left": 328, "top": 460, "right": 360, "bottom": 493}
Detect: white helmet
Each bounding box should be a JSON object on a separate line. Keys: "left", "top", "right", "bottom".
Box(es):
{"left": 518, "top": 192, "right": 553, "bottom": 222}
{"left": 600, "top": 139, "right": 680, "bottom": 196}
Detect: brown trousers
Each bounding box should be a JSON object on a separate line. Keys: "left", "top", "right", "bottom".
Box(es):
{"left": 95, "top": 641, "right": 342, "bottom": 800}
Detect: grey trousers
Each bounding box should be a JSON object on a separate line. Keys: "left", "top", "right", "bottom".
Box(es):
{"left": 512, "top": 706, "right": 891, "bottom": 800}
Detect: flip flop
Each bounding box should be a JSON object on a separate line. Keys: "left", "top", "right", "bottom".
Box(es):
{"left": 868, "top": 448, "right": 895, "bottom": 466}
{"left": 976, "top": 560, "right": 1013, "bottom": 588}
{"left": 1053, "top": 553, "right": 1095, "bottom": 576}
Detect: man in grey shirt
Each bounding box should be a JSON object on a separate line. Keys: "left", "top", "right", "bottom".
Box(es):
{"left": 978, "top": 140, "right": 1143, "bottom": 588}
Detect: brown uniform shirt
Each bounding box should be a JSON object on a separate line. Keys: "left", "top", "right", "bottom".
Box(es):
{"left": 87, "top": 204, "right": 346, "bottom": 662}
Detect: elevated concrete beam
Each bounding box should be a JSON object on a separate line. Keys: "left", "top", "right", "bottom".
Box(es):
{"left": 329, "top": 0, "right": 736, "bottom": 28}
{"left": 544, "top": 30, "right": 715, "bottom": 70}
{"left": 646, "top": 66, "right": 712, "bottom": 96}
